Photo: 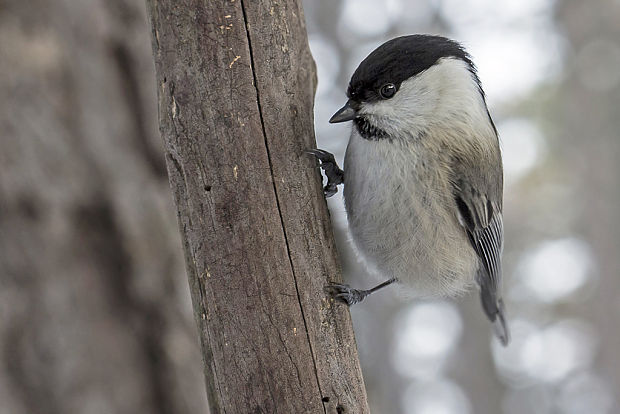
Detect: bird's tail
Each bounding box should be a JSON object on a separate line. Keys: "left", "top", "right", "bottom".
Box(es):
{"left": 480, "top": 288, "right": 510, "bottom": 346}
{"left": 491, "top": 298, "right": 510, "bottom": 346}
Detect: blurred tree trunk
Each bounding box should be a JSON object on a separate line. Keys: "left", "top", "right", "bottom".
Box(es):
{"left": 145, "top": 0, "right": 370, "bottom": 413}
{"left": 0, "top": 1, "right": 208, "bottom": 413}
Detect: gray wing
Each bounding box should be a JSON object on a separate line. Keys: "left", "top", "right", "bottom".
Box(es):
{"left": 452, "top": 167, "right": 510, "bottom": 345}
{"left": 454, "top": 183, "right": 503, "bottom": 291}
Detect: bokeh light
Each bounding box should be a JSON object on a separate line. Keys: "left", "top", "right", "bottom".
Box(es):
{"left": 440, "top": 0, "right": 565, "bottom": 104}
{"left": 339, "top": 0, "right": 402, "bottom": 39}
{"left": 517, "top": 238, "right": 594, "bottom": 303}
{"left": 498, "top": 118, "right": 546, "bottom": 184}
{"left": 392, "top": 301, "right": 463, "bottom": 379}
{"left": 493, "top": 319, "right": 598, "bottom": 385}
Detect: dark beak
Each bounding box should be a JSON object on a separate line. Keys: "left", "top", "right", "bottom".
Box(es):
{"left": 329, "top": 100, "right": 358, "bottom": 123}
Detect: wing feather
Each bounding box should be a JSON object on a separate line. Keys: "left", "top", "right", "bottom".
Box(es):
{"left": 452, "top": 159, "right": 509, "bottom": 345}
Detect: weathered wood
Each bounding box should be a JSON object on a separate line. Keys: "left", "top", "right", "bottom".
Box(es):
{"left": 145, "top": 1, "right": 370, "bottom": 413}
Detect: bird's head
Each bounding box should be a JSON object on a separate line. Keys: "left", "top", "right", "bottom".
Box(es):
{"left": 330, "top": 35, "right": 489, "bottom": 142}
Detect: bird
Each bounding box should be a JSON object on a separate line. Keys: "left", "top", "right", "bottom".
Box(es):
{"left": 308, "top": 34, "right": 509, "bottom": 345}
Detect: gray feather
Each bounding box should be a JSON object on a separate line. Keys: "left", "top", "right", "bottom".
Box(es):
{"left": 452, "top": 145, "right": 510, "bottom": 345}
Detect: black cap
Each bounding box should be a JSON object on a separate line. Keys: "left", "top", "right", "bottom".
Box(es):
{"left": 347, "top": 35, "right": 478, "bottom": 103}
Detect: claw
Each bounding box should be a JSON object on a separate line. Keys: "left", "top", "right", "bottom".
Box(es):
{"left": 306, "top": 149, "right": 336, "bottom": 164}
{"left": 324, "top": 183, "right": 337, "bottom": 198}
{"left": 307, "top": 148, "right": 344, "bottom": 197}
{"left": 324, "top": 283, "right": 369, "bottom": 306}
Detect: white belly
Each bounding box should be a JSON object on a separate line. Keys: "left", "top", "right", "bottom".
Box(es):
{"left": 343, "top": 132, "right": 478, "bottom": 298}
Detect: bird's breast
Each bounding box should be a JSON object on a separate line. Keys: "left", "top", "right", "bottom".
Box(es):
{"left": 343, "top": 131, "right": 478, "bottom": 297}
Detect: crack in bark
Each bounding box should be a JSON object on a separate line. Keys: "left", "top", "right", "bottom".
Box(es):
{"left": 238, "top": 2, "right": 327, "bottom": 413}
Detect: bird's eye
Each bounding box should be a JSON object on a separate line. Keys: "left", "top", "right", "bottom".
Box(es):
{"left": 380, "top": 83, "right": 396, "bottom": 99}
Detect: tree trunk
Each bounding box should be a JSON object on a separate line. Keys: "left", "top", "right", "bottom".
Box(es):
{"left": 0, "top": 1, "right": 208, "bottom": 413}
{"left": 145, "top": 1, "right": 370, "bottom": 413}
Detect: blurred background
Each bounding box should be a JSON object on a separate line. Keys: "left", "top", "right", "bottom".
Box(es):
{"left": 305, "top": 0, "right": 620, "bottom": 413}
{"left": 0, "top": 0, "right": 618, "bottom": 413}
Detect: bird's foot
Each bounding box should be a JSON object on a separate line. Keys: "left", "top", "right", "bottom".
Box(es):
{"left": 324, "top": 283, "right": 370, "bottom": 306}
{"left": 306, "top": 149, "right": 344, "bottom": 198}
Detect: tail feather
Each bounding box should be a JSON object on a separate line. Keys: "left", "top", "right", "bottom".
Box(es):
{"left": 492, "top": 299, "right": 510, "bottom": 346}
{"left": 480, "top": 287, "right": 510, "bottom": 346}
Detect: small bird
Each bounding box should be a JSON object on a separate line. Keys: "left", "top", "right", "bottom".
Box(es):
{"left": 309, "top": 34, "right": 509, "bottom": 345}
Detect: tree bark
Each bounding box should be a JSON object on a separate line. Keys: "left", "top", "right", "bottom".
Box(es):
{"left": 145, "top": 1, "right": 370, "bottom": 413}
